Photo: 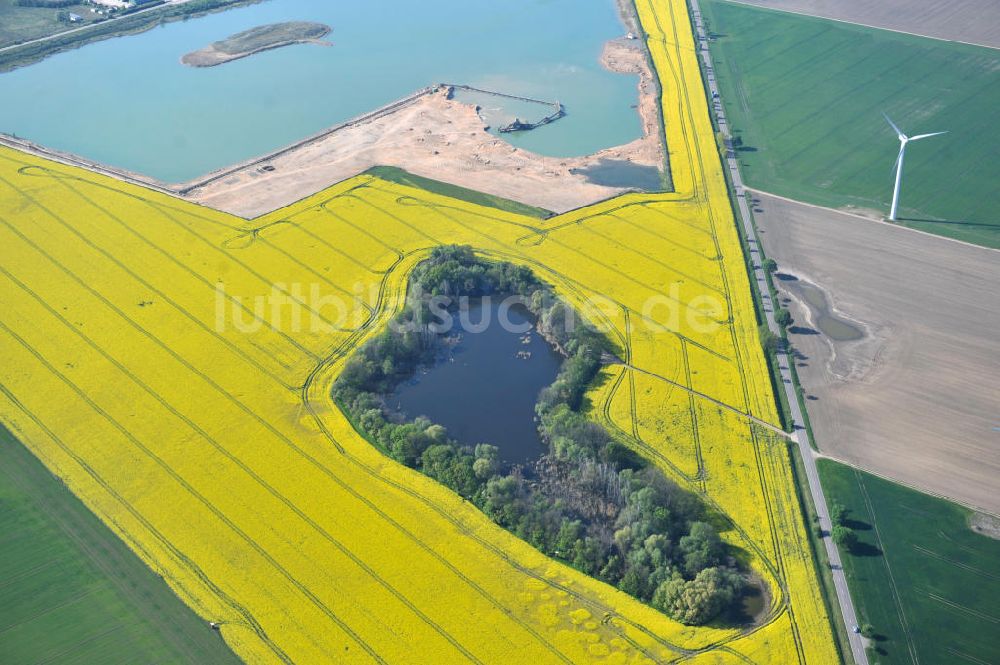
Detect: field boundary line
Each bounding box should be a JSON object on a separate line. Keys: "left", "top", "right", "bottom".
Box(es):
{"left": 0, "top": 385, "right": 296, "bottom": 664}
{"left": 748, "top": 189, "right": 1000, "bottom": 254}
{"left": 814, "top": 452, "right": 1000, "bottom": 519}
{"left": 0, "top": 317, "right": 387, "bottom": 663}
{"left": 0, "top": 168, "right": 320, "bottom": 365}
{"left": 0, "top": 440, "right": 206, "bottom": 663}
{"left": 0, "top": 261, "right": 488, "bottom": 665}
{"left": 720, "top": 0, "right": 1000, "bottom": 51}
{"left": 945, "top": 646, "right": 994, "bottom": 665}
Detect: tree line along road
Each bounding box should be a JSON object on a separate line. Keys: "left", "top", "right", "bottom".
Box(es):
{"left": 686, "top": 0, "right": 870, "bottom": 663}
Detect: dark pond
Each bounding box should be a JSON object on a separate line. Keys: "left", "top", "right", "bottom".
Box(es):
{"left": 715, "top": 572, "right": 768, "bottom": 627}
{"left": 391, "top": 300, "right": 562, "bottom": 465}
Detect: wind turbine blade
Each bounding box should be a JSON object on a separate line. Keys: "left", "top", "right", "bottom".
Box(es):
{"left": 883, "top": 112, "right": 904, "bottom": 139}
{"left": 909, "top": 131, "right": 947, "bottom": 141}
{"left": 890, "top": 147, "right": 903, "bottom": 177}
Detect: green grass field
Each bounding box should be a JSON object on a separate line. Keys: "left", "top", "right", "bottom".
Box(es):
{"left": 366, "top": 165, "right": 555, "bottom": 219}
{"left": 0, "top": 1, "right": 254, "bottom": 72}
{"left": 701, "top": 0, "right": 1000, "bottom": 248}
{"left": 0, "top": 1, "right": 102, "bottom": 49}
{"left": 0, "top": 426, "right": 241, "bottom": 665}
{"left": 818, "top": 460, "right": 1000, "bottom": 665}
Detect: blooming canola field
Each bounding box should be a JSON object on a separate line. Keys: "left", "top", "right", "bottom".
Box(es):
{"left": 0, "top": 0, "right": 837, "bottom": 663}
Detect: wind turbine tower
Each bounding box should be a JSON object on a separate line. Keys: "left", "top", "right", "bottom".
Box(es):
{"left": 883, "top": 113, "right": 946, "bottom": 221}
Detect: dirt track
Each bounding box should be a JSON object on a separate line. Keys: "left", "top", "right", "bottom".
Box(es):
{"left": 753, "top": 192, "right": 1000, "bottom": 514}
{"left": 726, "top": 0, "right": 1000, "bottom": 49}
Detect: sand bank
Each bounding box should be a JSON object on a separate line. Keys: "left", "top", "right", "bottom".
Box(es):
{"left": 181, "top": 21, "right": 331, "bottom": 67}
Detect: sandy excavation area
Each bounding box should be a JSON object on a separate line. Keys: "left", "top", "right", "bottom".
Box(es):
{"left": 728, "top": 0, "right": 1000, "bottom": 48}
{"left": 184, "top": 38, "right": 663, "bottom": 218}
{"left": 753, "top": 192, "right": 1000, "bottom": 514}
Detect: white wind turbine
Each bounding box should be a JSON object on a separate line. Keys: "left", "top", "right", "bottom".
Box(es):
{"left": 883, "top": 113, "right": 946, "bottom": 221}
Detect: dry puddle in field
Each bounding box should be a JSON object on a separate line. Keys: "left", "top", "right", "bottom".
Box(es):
{"left": 775, "top": 273, "right": 864, "bottom": 342}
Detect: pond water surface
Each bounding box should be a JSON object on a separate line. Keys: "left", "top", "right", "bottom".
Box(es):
{"left": 0, "top": 0, "right": 641, "bottom": 183}
{"left": 391, "top": 300, "right": 561, "bottom": 465}
{"left": 571, "top": 158, "right": 664, "bottom": 190}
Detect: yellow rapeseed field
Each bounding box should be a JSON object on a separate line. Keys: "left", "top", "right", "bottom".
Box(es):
{"left": 0, "top": 0, "right": 837, "bottom": 662}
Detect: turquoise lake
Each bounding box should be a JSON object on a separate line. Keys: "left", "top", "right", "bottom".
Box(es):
{"left": 0, "top": 0, "right": 641, "bottom": 183}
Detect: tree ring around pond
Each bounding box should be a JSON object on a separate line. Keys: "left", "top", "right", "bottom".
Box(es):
{"left": 334, "top": 245, "right": 767, "bottom": 627}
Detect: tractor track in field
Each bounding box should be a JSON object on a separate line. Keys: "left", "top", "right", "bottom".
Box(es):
{"left": 0, "top": 0, "right": 832, "bottom": 658}
{"left": 642, "top": 0, "right": 808, "bottom": 660}
{"left": 2, "top": 106, "right": 796, "bottom": 662}
{"left": 0, "top": 261, "right": 487, "bottom": 665}
{"left": 290, "top": 185, "right": 790, "bottom": 660}
{"left": 2, "top": 148, "right": 795, "bottom": 663}
{"left": 0, "top": 386, "right": 297, "bottom": 665}
{"left": 0, "top": 168, "right": 538, "bottom": 664}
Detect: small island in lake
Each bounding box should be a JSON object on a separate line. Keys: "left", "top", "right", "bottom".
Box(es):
{"left": 181, "top": 21, "right": 331, "bottom": 68}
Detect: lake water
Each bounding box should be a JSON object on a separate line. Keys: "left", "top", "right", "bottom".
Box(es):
{"left": 0, "top": 0, "right": 641, "bottom": 183}
{"left": 571, "top": 158, "right": 664, "bottom": 190}
{"left": 391, "top": 301, "right": 561, "bottom": 465}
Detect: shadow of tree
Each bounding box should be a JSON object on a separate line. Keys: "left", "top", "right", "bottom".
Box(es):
{"left": 789, "top": 326, "right": 819, "bottom": 335}
{"left": 847, "top": 541, "right": 882, "bottom": 557}
{"left": 902, "top": 216, "right": 1000, "bottom": 230}
{"left": 843, "top": 518, "right": 872, "bottom": 532}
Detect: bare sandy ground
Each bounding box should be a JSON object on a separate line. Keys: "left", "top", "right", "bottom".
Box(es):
{"left": 970, "top": 512, "right": 1000, "bottom": 539}
{"left": 753, "top": 192, "right": 1000, "bottom": 514}
{"left": 181, "top": 21, "right": 331, "bottom": 67}
{"left": 185, "top": 38, "right": 663, "bottom": 218}
{"left": 726, "top": 0, "right": 1000, "bottom": 49}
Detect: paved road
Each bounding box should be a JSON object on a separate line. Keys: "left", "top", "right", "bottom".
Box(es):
{"left": 0, "top": 0, "right": 192, "bottom": 55}
{"left": 687, "top": 1, "right": 869, "bottom": 663}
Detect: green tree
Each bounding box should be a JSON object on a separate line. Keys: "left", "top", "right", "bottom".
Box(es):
{"left": 472, "top": 444, "right": 499, "bottom": 479}
{"left": 830, "top": 501, "right": 849, "bottom": 527}
{"left": 762, "top": 258, "right": 778, "bottom": 273}
{"left": 759, "top": 325, "right": 780, "bottom": 353}
{"left": 715, "top": 131, "right": 728, "bottom": 160}
{"left": 775, "top": 308, "right": 792, "bottom": 328}
{"left": 679, "top": 521, "right": 723, "bottom": 577}
{"left": 420, "top": 444, "right": 477, "bottom": 497}
{"left": 618, "top": 567, "right": 648, "bottom": 598}
{"left": 333, "top": 247, "right": 745, "bottom": 617}
{"left": 482, "top": 476, "right": 525, "bottom": 524}
{"left": 832, "top": 525, "right": 858, "bottom": 550}
{"left": 553, "top": 520, "right": 583, "bottom": 557}
{"left": 652, "top": 567, "right": 744, "bottom": 625}
{"left": 572, "top": 537, "right": 605, "bottom": 576}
